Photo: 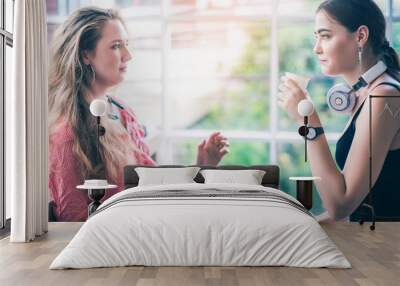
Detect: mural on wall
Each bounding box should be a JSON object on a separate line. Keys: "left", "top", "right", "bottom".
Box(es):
{"left": 47, "top": 4, "right": 230, "bottom": 222}
{"left": 46, "top": 0, "right": 400, "bottom": 222}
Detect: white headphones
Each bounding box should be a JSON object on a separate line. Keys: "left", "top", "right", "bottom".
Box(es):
{"left": 327, "top": 61, "right": 387, "bottom": 114}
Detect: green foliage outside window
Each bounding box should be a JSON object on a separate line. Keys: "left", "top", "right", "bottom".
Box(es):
{"left": 185, "top": 21, "right": 349, "bottom": 215}
{"left": 174, "top": 140, "right": 270, "bottom": 167}
{"left": 393, "top": 23, "right": 400, "bottom": 54}
{"left": 194, "top": 23, "right": 271, "bottom": 131}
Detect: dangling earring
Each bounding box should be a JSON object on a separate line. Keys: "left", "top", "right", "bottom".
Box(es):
{"left": 358, "top": 46, "right": 363, "bottom": 68}
{"left": 88, "top": 64, "right": 96, "bottom": 83}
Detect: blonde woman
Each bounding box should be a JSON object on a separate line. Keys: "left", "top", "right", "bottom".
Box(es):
{"left": 48, "top": 7, "right": 229, "bottom": 222}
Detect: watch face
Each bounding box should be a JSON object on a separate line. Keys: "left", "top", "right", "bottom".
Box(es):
{"left": 306, "top": 128, "right": 316, "bottom": 139}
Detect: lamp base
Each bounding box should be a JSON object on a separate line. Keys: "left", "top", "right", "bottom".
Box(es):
{"left": 87, "top": 189, "right": 106, "bottom": 216}
{"left": 296, "top": 180, "right": 313, "bottom": 210}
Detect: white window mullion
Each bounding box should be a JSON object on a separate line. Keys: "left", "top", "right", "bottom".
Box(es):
{"left": 269, "top": 0, "right": 279, "bottom": 164}
{"left": 158, "top": 0, "right": 174, "bottom": 164}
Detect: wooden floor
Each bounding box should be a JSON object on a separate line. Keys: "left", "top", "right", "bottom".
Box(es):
{"left": 0, "top": 222, "right": 399, "bottom": 286}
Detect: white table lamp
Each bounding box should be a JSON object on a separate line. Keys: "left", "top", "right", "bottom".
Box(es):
{"left": 297, "top": 99, "right": 314, "bottom": 162}
{"left": 89, "top": 99, "right": 107, "bottom": 175}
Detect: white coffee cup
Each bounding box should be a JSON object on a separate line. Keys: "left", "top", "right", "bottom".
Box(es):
{"left": 285, "top": 72, "right": 311, "bottom": 90}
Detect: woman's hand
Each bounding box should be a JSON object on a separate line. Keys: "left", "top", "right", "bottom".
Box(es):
{"left": 278, "top": 76, "right": 312, "bottom": 125}
{"left": 196, "top": 132, "right": 230, "bottom": 166}
{"left": 315, "top": 211, "right": 336, "bottom": 224}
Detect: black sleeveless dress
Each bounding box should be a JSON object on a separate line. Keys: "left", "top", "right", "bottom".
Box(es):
{"left": 335, "top": 82, "right": 400, "bottom": 221}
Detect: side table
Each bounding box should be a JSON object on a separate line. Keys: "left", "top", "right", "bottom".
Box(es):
{"left": 289, "top": 177, "right": 321, "bottom": 210}
{"left": 77, "top": 184, "right": 117, "bottom": 216}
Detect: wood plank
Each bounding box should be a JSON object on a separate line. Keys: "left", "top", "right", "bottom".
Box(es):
{"left": 0, "top": 222, "right": 399, "bottom": 286}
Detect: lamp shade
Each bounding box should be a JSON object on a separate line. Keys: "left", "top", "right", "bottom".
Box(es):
{"left": 297, "top": 99, "right": 314, "bottom": 117}
{"left": 90, "top": 99, "right": 107, "bottom": 117}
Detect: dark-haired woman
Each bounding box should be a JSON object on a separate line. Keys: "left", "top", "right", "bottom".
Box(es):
{"left": 278, "top": 0, "right": 400, "bottom": 221}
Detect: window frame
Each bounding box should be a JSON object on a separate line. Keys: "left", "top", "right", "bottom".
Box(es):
{"left": 157, "top": 0, "right": 342, "bottom": 164}
{"left": 1, "top": 0, "right": 14, "bottom": 231}
{"left": 158, "top": 0, "right": 397, "bottom": 165}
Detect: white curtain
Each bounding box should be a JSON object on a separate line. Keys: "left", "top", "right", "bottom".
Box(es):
{"left": 8, "top": 0, "right": 48, "bottom": 242}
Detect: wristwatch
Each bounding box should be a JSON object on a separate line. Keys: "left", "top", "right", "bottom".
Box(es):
{"left": 305, "top": 126, "right": 324, "bottom": 140}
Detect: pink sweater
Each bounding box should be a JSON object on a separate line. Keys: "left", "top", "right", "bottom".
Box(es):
{"left": 49, "top": 102, "right": 155, "bottom": 221}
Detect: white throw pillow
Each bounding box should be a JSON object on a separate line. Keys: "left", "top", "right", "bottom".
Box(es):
{"left": 200, "top": 169, "right": 266, "bottom": 185}
{"left": 135, "top": 167, "right": 201, "bottom": 186}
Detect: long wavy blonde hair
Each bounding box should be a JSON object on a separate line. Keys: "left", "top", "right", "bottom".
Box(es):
{"left": 49, "top": 6, "right": 138, "bottom": 183}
